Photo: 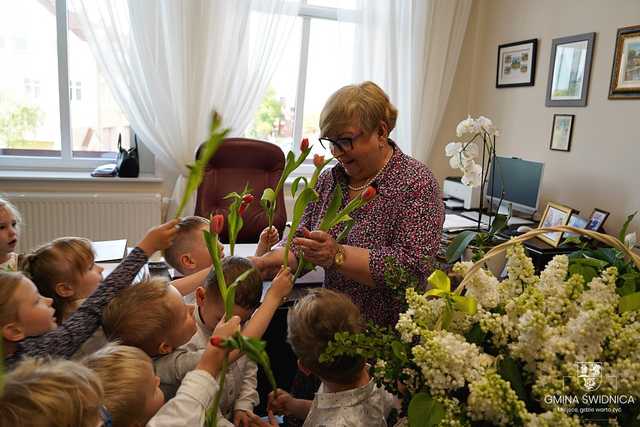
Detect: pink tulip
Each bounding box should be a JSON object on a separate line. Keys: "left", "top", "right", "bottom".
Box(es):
{"left": 300, "top": 138, "right": 310, "bottom": 151}
{"left": 211, "top": 214, "right": 225, "bottom": 235}
{"left": 361, "top": 186, "right": 377, "bottom": 202}
{"left": 313, "top": 154, "right": 325, "bottom": 168}
{"left": 242, "top": 194, "right": 254, "bottom": 204}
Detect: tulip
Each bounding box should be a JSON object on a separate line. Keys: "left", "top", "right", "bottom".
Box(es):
{"left": 300, "top": 138, "right": 309, "bottom": 152}
{"left": 238, "top": 203, "right": 247, "bottom": 216}
{"left": 242, "top": 194, "right": 254, "bottom": 204}
{"left": 313, "top": 154, "right": 325, "bottom": 168}
{"left": 210, "top": 336, "right": 224, "bottom": 348}
{"left": 211, "top": 214, "right": 225, "bottom": 235}
{"left": 362, "top": 186, "right": 377, "bottom": 202}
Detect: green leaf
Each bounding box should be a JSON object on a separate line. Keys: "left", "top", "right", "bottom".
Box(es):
{"left": 577, "top": 257, "right": 609, "bottom": 269}
{"left": 498, "top": 356, "right": 527, "bottom": 402}
{"left": 425, "top": 288, "right": 449, "bottom": 298}
{"left": 291, "top": 176, "right": 308, "bottom": 198}
{"left": 619, "top": 292, "right": 640, "bottom": 312}
{"left": 568, "top": 264, "right": 597, "bottom": 284}
{"left": 489, "top": 213, "right": 508, "bottom": 235}
{"left": 446, "top": 230, "right": 477, "bottom": 263}
{"left": 319, "top": 185, "right": 344, "bottom": 231}
{"left": 619, "top": 211, "right": 638, "bottom": 242}
{"left": 335, "top": 219, "right": 354, "bottom": 243}
{"left": 391, "top": 341, "right": 408, "bottom": 364}
{"left": 284, "top": 187, "right": 319, "bottom": 267}
{"left": 465, "top": 323, "right": 487, "bottom": 346}
{"left": 618, "top": 279, "right": 636, "bottom": 296}
{"left": 408, "top": 392, "right": 446, "bottom": 427}
{"left": 260, "top": 188, "right": 276, "bottom": 208}
{"left": 427, "top": 270, "right": 451, "bottom": 292}
{"left": 203, "top": 230, "right": 226, "bottom": 296}
{"left": 452, "top": 295, "right": 478, "bottom": 315}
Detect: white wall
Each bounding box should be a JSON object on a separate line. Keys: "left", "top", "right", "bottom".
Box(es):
{"left": 430, "top": 0, "right": 640, "bottom": 235}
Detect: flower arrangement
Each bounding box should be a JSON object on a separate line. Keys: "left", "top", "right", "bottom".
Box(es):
{"left": 322, "top": 226, "right": 640, "bottom": 426}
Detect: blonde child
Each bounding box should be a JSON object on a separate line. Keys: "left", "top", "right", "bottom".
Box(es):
{"left": 0, "top": 219, "right": 178, "bottom": 369}
{"left": 0, "top": 197, "right": 21, "bottom": 272}
{"left": 21, "top": 237, "right": 104, "bottom": 324}
{"left": 102, "top": 260, "right": 294, "bottom": 420}
{"left": 0, "top": 358, "right": 106, "bottom": 427}
{"left": 251, "top": 289, "right": 397, "bottom": 427}
{"left": 84, "top": 316, "right": 241, "bottom": 427}
{"left": 164, "top": 215, "right": 280, "bottom": 301}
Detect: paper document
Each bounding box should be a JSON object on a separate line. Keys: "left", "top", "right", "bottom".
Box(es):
{"left": 444, "top": 214, "right": 482, "bottom": 230}
{"left": 92, "top": 239, "right": 127, "bottom": 262}
{"left": 460, "top": 211, "right": 534, "bottom": 226}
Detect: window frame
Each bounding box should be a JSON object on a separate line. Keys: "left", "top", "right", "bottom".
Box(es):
{"left": 0, "top": 0, "right": 127, "bottom": 171}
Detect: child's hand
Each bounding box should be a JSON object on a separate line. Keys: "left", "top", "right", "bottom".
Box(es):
{"left": 137, "top": 219, "right": 180, "bottom": 257}
{"left": 255, "top": 226, "right": 280, "bottom": 256}
{"left": 196, "top": 315, "right": 241, "bottom": 376}
{"left": 247, "top": 410, "right": 279, "bottom": 427}
{"left": 233, "top": 409, "right": 251, "bottom": 427}
{"left": 268, "top": 266, "right": 293, "bottom": 301}
{"left": 267, "top": 389, "right": 294, "bottom": 416}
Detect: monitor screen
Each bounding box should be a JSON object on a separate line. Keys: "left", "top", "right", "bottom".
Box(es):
{"left": 486, "top": 156, "right": 544, "bottom": 215}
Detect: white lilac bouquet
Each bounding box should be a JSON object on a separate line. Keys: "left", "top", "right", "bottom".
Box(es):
{"left": 322, "top": 233, "right": 640, "bottom": 426}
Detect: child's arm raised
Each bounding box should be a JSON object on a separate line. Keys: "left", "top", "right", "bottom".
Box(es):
{"left": 6, "top": 220, "right": 179, "bottom": 367}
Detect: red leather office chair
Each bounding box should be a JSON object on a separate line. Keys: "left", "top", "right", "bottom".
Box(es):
{"left": 194, "top": 138, "right": 288, "bottom": 243}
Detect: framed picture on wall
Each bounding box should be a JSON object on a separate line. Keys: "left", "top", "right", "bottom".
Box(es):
{"left": 549, "top": 114, "right": 574, "bottom": 151}
{"left": 609, "top": 25, "right": 640, "bottom": 99}
{"left": 537, "top": 202, "right": 573, "bottom": 247}
{"left": 585, "top": 208, "right": 610, "bottom": 232}
{"left": 546, "top": 33, "right": 596, "bottom": 107}
{"left": 496, "top": 39, "right": 538, "bottom": 88}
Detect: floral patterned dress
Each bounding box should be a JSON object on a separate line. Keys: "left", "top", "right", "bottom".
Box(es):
{"left": 290, "top": 142, "right": 444, "bottom": 326}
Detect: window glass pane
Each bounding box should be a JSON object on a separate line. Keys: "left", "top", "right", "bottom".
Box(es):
{"left": 67, "top": 5, "right": 130, "bottom": 159}
{"left": 303, "top": 19, "right": 354, "bottom": 158}
{"left": 245, "top": 19, "right": 302, "bottom": 153}
{"left": 0, "top": 1, "right": 61, "bottom": 157}
{"left": 306, "top": 0, "right": 357, "bottom": 9}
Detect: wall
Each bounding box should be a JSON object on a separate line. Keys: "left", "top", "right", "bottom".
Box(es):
{"left": 430, "top": 0, "right": 640, "bottom": 234}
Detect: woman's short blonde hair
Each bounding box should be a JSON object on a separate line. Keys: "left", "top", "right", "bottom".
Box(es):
{"left": 319, "top": 81, "right": 398, "bottom": 138}
{"left": 0, "top": 358, "right": 103, "bottom": 427}
{"left": 83, "top": 344, "right": 156, "bottom": 427}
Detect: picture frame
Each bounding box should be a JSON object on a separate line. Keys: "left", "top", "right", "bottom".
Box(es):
{"left": 585, "top": 208, "right": 610, "bottom": 232}
{"left": 549, "top": 114, "right": 575, "bottom": 151}
{"left": 537, "top": 202, "right": 573, "bottom": 247}
{"left": 608, "top": 25, "right": 640, "bottom": 99}
{"left": 546, "top": 33, "right": 596, "bottom": 107}
{"left": 564, "top": 213, "right": 589, "bottom": 238}
{"left": 496, "top": 39, "right": 538, "bottom": 88}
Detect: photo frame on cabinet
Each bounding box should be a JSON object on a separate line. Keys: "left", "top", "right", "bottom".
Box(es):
{"left": 538, "top": 202, "right": 573, "bottom": 247}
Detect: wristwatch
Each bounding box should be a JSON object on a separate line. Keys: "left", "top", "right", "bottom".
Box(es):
{"left": 334, "top": 244, "right": 346, "bottom": 267}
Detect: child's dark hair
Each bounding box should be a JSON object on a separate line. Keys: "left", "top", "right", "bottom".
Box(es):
{"left": 164, "top": 215, "right": 210, "bottom": 272}
{"left": 204, "top": 256, "right": 262, "bottom": 311}
{"left": 20, "top": 237, "right": 94, "bottom": 324}
{"left": 287, "top": 288, "right": 365, "bottom": 385}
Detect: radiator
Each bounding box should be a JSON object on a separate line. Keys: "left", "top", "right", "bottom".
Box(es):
{"left": 6, "top": 192, "right": 162, "bottom": 253}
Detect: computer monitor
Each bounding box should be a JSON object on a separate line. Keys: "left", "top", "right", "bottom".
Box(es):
{"left": 485, "top": 156, "right": 544, "bottom": 216}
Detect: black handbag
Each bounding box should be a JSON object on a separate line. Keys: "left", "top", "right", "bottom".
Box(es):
{"left": 116, "top": 134, "right": 140, "bottom": 178}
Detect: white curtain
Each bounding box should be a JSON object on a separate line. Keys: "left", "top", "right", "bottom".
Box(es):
{"left": 339, "top": 0, "right": 471, "bottom": 162}
{"left": 71, "top": 0, "right": 300, "bottom": 217}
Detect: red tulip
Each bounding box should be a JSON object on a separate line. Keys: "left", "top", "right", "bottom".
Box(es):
{"left": 300, "top": 138, "right": 309, "bottom": 151}
{"left": 242, "top": 194, "right": 254, "bottom": 204}
{"left": 361, "top": 186, "right": 377, "bottom": 202}
{"left": 313, "top": 154, "right": 325, "bottom": 168}
{"left": 211, "top": 214, "right": 225, "bottom": 235}
{"left": 238, "top": 203, "right": 247, "bottom": 216}
{"left": 210, "top": 336, "right": 224, "bottom": 348}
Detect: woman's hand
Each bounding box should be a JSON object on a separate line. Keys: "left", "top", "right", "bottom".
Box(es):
{"left": 292, "top": 227, "right": 338, "bottom": 269}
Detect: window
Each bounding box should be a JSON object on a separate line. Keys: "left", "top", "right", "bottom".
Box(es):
{"left": 245, "top": 2, "right": 356, "bottom": 161}
{"left": 0, "top": 0, "right": 130, "bottom": 169}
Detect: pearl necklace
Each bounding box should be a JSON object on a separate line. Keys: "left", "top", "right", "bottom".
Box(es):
{"left": 347, "top": 149, "right": 393, "bottom": 192}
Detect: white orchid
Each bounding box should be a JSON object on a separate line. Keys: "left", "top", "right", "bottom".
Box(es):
{"left": 461, "top": 161, "right": 482, "bottom": 187}
{"left": 456, "top": 115, "right": 481, "bottom": 137}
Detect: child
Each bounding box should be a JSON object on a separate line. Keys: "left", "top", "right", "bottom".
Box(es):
{"left": 253, "top": 289, "right": 397, "bottom": 427}
{"left": 0, "top": 219, "right": 178, "bottom": 368}
{"left": 21, "top": 237, "right": 105, "bottom": 324}
{"left": 164, "top": 215, "right": 280, "bottom": 301}
{"left": 102, "top": 259, "right": 294, "bottom": 417}
{"left": 0, "top": 197, "right": 21, "bottom": 272}
{"left": 84, "top": 316, "right": 242, "bottom": 427}
{"left": 0, "top": 358, "right": 106, "bottom": 427}
{"left": 189, "top": 256, "right": 264, "bottom": 425}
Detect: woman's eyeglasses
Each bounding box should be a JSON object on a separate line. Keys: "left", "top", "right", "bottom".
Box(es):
{"left": 318, "top": 131, "right": 363, "bottom": 153}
